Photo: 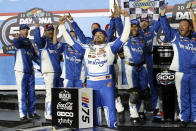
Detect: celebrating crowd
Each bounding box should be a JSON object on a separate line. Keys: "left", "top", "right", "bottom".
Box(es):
{"left": 13, "top": 2, "right": 196, "bottom": 128}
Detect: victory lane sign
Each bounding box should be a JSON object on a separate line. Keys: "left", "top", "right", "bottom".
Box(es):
{"left": 52, "top": 88, "right": 93, "bottom": 128}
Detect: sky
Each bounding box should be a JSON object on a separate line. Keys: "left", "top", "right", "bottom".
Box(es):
{"left": 166, "top": 0, "right": 190, "bottom": 6}
{"left": 0, "top": 0, "right": 190, "bottom": 13}
{"left": 0, "top": 0, "right": 109, "bottom": 13}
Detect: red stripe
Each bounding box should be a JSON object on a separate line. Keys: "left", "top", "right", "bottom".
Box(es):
{"left": 82, "top": 97, "right": 89, "bottom": 103}
{"left": 0, "top": 53, "right": 14, "bottom": 56}
{"left": 167, "top": 6, "right": 173, "bottom": 10}
{"left": 0, "top": 9, "right": 109, "bottom": 16}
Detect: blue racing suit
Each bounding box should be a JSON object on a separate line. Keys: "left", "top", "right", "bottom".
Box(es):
{"left": 160, "top": 15, "right": 196, "bottom": 122}
{"left": 141, "top": 21, "right": 160, "bottom": 110}
{"left": 61, "top": 44, "right": 85, "bottom": 88}
{"left": 124, "top": 36, "right": 148, "bottom": 90}
{"left": 123, "top": 34, "right": 148, "bottom": 118}
{"left": 13, "top": 35, "right": 40, "bottom": 118}
{"left": 106, "top": 17, "right": 123, "bottom": 43}
{"left": 59, "top": 16, "right": 130, "bottom": 128}
{"left": 71, "top": 21, "right": 93, "bottom": 44}
{"left": 190, "top": 54, "right": 196, "bottom": 122}
{"left": 34, "top": 27, "right": 64, "bottom": 119}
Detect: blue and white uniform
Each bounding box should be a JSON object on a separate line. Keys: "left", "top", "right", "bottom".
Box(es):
{"left": 124, "top": 34, "right": 148, "bottom": 118}
{"left": 71, "top": 21, "right": 93, "bottom": 44}
{"left": 160, "top": 15, "right": 196, "bottom": 122}
{"left": 190, "top": 54, "right": 196, "bottom": 122}
{"left": 141, "top": 21, "right": 160, "bottom": 110}
{"left": 107, "top": 17, "right": 123, "bottom": 42}
{"left": 59, "top": 16, "right": 130, "bottom": 128}
{"left": 61, "top": 44, "right": 85, "bottom": 88}
{"left": 34, "top": 27, "right": 64, "bottom": 120}
{"left": 14, "top": 35, "right": 40, "bottom": 118}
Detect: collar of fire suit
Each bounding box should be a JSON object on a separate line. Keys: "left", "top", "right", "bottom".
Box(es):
{"left": 19, "top": 35, "right": 31, "bottom": 45}
{"left": 19, "top": 34, "right": 29, "bottom": 40}
{"left": 44, "top": 36, "right": 53, "bottom": 45}
{"left": 130, "top": 35, "right": 144, "bottom": 41}
{"left": 93, "top": 43, "right": 106, "bottom": 48}
{"left": 179, "top": 31, "right": 194, "bottom": 40}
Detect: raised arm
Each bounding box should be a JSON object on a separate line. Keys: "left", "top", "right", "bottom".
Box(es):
{"left": 53, "top": 25, "right": 58, "bottom": 44}
{"left": 115, "top": 17, "right": 123, "bottom": 36}
{"left": 114, "top": 3, "right": 123, "bottom": 36}
{"left": 106, "top": 18, "right": 115, "bottom": 43}
{"left": 190, "top": 4, "right": 196, "bottom": 32}
{"left": 151, "top": 20, "right": 160, "bottom": 33}
{"left": 64, "top": 13, "right": 91, "bottom": 44}
{"left": 13, "top": 34, "right": 30, "bottom": 49}
{"left": 32, "top": 48, "right": 40, "bottom": 65}
{"left": 110, "top": 10, "right": 131, "bottom": 54}
{"left": 34, "top": 26, "right": 46, "bottom": 49}
{"left": 13, "top": 33, "right": 23, "bottom": 49}
{"left": 59, "top": 23, "right": 86, "bottom": 55}
{"left": 159, "top": 6, "right": 176, "bottom": 41}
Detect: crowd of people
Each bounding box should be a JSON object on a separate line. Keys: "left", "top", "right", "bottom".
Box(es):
{"left": 13, "top": 2, "right": 196, "bottom": 128}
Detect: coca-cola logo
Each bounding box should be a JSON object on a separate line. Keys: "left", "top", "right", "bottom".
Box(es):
{"left": 57, "top": 102, "right": 73, "bottom": 110}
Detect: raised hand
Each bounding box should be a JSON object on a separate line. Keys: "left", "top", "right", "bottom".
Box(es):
{"left": 187, "top": 1, "right": 193, "bottom": 9}
{"left": 67, "top": 12, "right": 73, "bottom": 21}
{"left": 115, "top": 3, "right": 121, "bottom": 17}
{"left": 59, "top": 15, "right": 67, "bottom": 24}
{"left": 110, "top": 9, "right": 115, "bottom": 19}
{"left": 121, "top": 9, "right": 129, "bottom": 17}
{"left": 53, "top": 25, "right": 58, "bottom": 30}
{"left": 14, "top": 33, "right": 19, "bottom": 39}
{"left": 160, "top": 4, "right": 167, "bottom": 16}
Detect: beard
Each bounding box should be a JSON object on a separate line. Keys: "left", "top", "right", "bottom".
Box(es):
{"left": 94, "top": 40, "right": 105, "bottom": 44}
{"left": 94, "top": 37, "right": 105, "bottom": 45}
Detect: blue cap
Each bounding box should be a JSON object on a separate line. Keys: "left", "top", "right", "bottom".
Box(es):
{"left": 19, "top": 24, "right": 30, "bottom": 30}
{"left": 92, "top": 28, "right": 107, "bottom": 37}
{"left": 131, "top": 19, "right": 140, "bottom": 26}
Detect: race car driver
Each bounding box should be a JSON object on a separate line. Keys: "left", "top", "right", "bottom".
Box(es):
{"left": 58, "top": 9, "right": 130, "bottom": 128}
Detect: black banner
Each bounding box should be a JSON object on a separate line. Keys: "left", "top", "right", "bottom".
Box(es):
{"left": 52, "top": 88, "right": 79, "bottom": 128}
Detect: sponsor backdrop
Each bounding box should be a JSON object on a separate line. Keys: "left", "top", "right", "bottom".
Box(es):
{"left": 0, "top": 0, "right": 194, "bottom": 90}
{"left": 0, "top": 0, "right": 110, "bottom": 90}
